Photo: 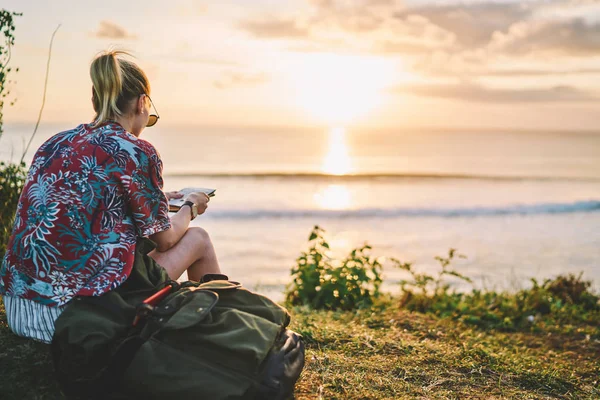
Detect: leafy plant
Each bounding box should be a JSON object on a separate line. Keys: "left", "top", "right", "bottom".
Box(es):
{"left": 286, "top": 226, "right": 383, "bottom": 310}
{"left": 0, "top": 161, "right": 26, "bottom": 260}
{"left": 394, "top": 251, "right": 600, "bottom": 332}
{"left": 544, "top": 272, "right": 598, "bottom": 309}
{"left": 394, "top": 248, "right": 471, "bottom": 312}
{"left": 0, "top": 10, "right": 24, "bottom": 260}
{"left": 0, "top": 9, "right": 21, "bottom": 139}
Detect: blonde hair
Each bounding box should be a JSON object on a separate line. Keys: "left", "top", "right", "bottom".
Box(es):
{"left": 90, "top": 50, "right": 150, "bottom": 127}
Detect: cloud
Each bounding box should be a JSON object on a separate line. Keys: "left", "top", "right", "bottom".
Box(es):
{"left": 213, "top": 71, "right": 269, "bottom": 89}
{"left": 234, "top": 0, "right": 600, "bottom": 84}
{"left": 308, "top": 0, "right": 399, "bottom": 13}
{"left": 163, "top": 41, "right": 241, "bottom": 66}
{"left": 306, "top": 0, "right": 388, "bottom": 33}
{"left": 302, "top": 0, "right": 535, "bottom": 51}
{"left": 393, "top": 2, "right": 533, "bottom": 48}
{"left": 414, "top": 61, "right": 600, "bottom": 78}
{"left": 171, "top": 56, "right": 241, "bottom": 66}
{"left": 489, "top": 18, "right": 600, "bottom": 56}
{"left": 477, "top": 68, "right": 600, "bottom": 77}
{"left": 173, "top": 3, "right": 208, "bottom": 17}
{"left": 396, "top": 82, "right": 598, "bottom": 103}
{"left": 235, "top": 1, "right": 535, "bottom": 57}
{"left": 376, "top": 39, "right": 444, "bottom": 55}
{"left": 235, "top": 0, "right": 600, "bottom": 57}
{"left": 375, "top": 14, "right": 458, "bottom": 54}
{"left": 386, "top": 2, "right": 600, "bottom": 59}
{"left": 93, "top": 21, "right": 137, "bottom": 40}
{"left": 237, "top": 18, "right": 309, "bottom": 39}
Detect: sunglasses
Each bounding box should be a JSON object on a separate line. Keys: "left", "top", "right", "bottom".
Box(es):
{"left": 144, "top": 95, "right": 160, "bottom": 127}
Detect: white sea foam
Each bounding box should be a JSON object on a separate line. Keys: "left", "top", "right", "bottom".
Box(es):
{"left": 203, "top": 200, "right": 600, "bottom": 219}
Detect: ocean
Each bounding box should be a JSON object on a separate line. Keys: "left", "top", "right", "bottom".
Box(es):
{"left": 2, "top": 123, "right": 599, "bottom": 300}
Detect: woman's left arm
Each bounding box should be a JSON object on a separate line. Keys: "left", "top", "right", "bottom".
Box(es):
{"left": 150, "top": 192, "right": 209, "bottom": 252}
{"left": 150, "top": 207, "right": 191, "bottom": 251}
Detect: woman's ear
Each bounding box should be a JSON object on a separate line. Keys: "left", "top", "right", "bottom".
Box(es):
{"left": 91, "top": 87, "right": 98, "bottom": 111}
{"left": 137, "top": 95, "right": 146, "bottom": 115}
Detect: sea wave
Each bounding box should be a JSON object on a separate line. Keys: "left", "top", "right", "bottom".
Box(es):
{"left": 165, "top": 171, "right": 600, "bottom": 182}
{"left": 203, "top": 200, "right": 600, "bottom": 219}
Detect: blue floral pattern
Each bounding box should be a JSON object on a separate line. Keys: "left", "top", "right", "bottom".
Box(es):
{"left": 0, "top": 122, "right": 171, "bottom": 306}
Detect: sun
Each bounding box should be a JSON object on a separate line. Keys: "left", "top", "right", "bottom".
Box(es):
{"left": 288, "top": 53, "right": 397, "bottom": 125}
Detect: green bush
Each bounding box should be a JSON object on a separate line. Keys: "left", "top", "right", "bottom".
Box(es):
{"left": 394, "top": 248, "right": 471, "bottom": 313}
{"left": 0, "top": 9, "right": 24, "bottom": 260}
{"left": 394, "top": 252, "right": 600, "bottom": 331}
{"left": 0, "top": 161, "right": 26, "bottom": 260}
{"left": 1, "top": 9, "right": 21, "bottom": 139}
{"left": 286, "top": 225, "right": 383, "bottom": 310}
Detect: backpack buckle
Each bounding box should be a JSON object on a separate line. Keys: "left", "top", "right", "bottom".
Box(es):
{"left": 132, "top": 281, "right": 179, "bottom": 326}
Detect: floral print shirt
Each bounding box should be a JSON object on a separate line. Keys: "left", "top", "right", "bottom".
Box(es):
{"left": 0, "top": 122, "right": 171, "bottom": 306}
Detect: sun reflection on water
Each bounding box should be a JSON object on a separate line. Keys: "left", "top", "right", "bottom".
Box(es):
{"left": 314, "top": 184, "right": 351, "bottom": 210}
{"left": 314, "top": 127, "right": 354, "bottom": 210}
{"left": 322, "top": 127, "right": 352, "bottom": 176}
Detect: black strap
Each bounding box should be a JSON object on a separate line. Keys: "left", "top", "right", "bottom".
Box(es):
{"left": 256, "top": 330, "right": 305, "bottom": 400}
{"left": 200, "top": 273, "right": 230, "bottom": 283}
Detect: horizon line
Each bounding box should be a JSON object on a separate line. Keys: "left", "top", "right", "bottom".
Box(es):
{"left": 163, "top": 171, "right": 600, "bottom": 182}
{"left": 4, "top": 120, "right": 600, "bottom": 135}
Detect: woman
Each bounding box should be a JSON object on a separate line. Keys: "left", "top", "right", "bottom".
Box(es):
{"left": 0, "top": 50, "right": 221, "bottom": 343}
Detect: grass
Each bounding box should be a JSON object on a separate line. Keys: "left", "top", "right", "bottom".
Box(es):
{"left": 291, "top": 298, "right": 600, "bottom": 399}
{"left": 0, "top": 298, "right": 62, "bottom": 400}
{"left": 1, "top": 296, "right": 599, "bottom": 399}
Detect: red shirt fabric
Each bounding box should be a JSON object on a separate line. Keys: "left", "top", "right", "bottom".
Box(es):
{"left": 0, "top": 122, "right": 171, "bottom": 306}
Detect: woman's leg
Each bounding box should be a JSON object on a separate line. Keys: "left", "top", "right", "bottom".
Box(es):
{"left": 148, "top": 227, "right": 221, "bottom": 281}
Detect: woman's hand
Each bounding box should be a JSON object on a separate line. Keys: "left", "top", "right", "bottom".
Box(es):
{"left": 165, "top": 191, "right": 184, "bottom": 201}
{"left": 152, "top": 192, "right": 208, "bottom": 252}
{"left": 186, "top": 192, "right": 210, "bottom": 215}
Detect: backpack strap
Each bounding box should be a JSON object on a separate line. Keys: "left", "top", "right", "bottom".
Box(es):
{"left": 256, "top": 330, "right": 305, "bottom": 400}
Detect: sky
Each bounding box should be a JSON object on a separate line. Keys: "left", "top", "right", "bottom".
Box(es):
{"left": 2, "top": 0, "right": 600, "bottom": 130}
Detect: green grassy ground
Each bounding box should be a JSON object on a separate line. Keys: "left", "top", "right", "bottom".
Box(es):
{"left": 291, "top": 301, "right": 599, "bottom": 399}
{"left": 1, "top": 296, "right": 598, "bottom": 399}
{"left": 0, "top": 298, "right": 62, "bottom": 399}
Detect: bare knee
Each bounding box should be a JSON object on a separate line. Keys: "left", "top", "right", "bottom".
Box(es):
{"left": 188, "top": 227, "right": 211, "bottom": 254}
{"left": 189, "top": 226, "right": 210, "bottom": 242}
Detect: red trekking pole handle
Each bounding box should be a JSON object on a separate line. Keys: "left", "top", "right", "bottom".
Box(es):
{"left": 132, "top": 284, "right": 176, "bottom": 327}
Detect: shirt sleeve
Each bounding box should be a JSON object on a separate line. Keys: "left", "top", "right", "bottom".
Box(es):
{"left": 125, "top": 146, "right": 171, "bottom": 237}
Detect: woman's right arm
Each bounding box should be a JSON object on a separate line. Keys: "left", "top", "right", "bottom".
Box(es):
{"left": 150, "top": 192, "right": 209, "bottom": 252}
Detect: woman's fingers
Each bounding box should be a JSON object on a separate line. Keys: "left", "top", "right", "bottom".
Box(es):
{"left": 165, "top": 191, "right": 183, "bottom": 200}
{"left": 186, "top": 192, "right": 210, "bottom": 212}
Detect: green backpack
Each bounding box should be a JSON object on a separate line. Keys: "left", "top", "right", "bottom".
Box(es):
{"left": 51, "top": 238, "right": 305, "bottom": 399}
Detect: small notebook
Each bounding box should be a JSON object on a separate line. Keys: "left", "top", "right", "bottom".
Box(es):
{"left": 168, "top": 187, "right": 216, "bottom": 211}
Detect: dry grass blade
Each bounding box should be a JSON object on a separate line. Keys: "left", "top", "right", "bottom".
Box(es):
{"left": 20, "top": 23, "right": 61, "bottom": 163}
